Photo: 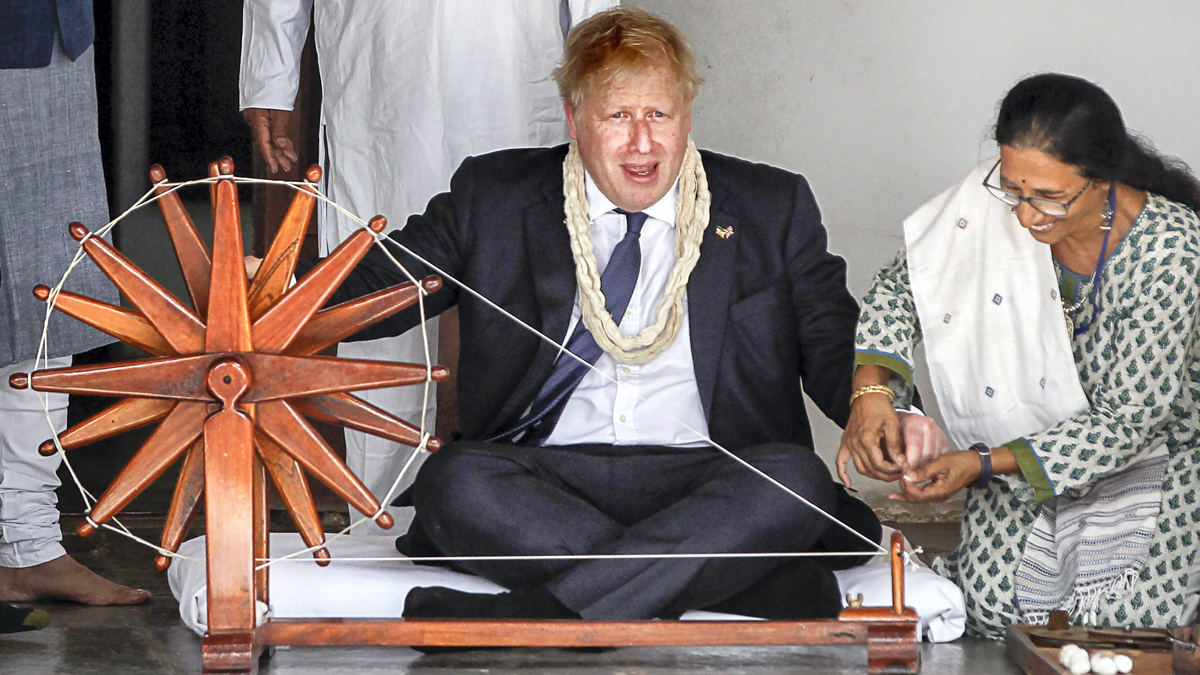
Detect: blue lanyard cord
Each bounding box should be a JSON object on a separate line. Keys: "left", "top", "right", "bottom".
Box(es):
{"left": 1070, "top": 185, "right": 1117, "bottom": 336}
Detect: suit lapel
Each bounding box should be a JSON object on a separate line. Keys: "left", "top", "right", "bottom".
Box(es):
{"left": 688, "top": 179, "right": 739, "bottom": 419}
{"left": 486, "top": 176, "right": 577, "bottom": 433}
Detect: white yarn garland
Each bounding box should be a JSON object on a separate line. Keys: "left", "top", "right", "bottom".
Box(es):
{"left": 562, "top": 137, "right": 711, "bottom": 365}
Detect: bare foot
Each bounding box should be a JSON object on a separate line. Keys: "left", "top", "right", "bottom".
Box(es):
{"left": 0, "top": 555, "right": 151, "bottom": 605}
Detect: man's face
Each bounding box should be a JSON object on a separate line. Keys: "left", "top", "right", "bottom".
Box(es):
{"left": 565, "top": 63, "right": 692, "bottom": 213}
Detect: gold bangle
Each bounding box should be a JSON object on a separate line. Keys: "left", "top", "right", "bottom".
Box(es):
{"left": 850, "top": 384, "right": 895, "bottom": 407}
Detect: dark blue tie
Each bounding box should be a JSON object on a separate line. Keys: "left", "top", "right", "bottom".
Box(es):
{"left": 490, "top": 209, "right": 648, "bottom": 445}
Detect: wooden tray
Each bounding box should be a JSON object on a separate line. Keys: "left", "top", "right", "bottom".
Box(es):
{"left": 1007, "top": 624, "right": 1198, "bottom": 675}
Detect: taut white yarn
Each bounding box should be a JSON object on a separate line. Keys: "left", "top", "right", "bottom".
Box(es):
{"left": 562, "top": 137, "right": 710, "bottom": 364}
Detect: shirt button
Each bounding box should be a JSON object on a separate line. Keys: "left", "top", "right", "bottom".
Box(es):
{"left": 621, "top": 367, "right": 631, "bottom": 374}
{"left": 619, "top": 415, "right": 627, "bottom": 423}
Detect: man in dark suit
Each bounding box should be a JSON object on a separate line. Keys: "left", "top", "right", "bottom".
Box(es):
{"left": 291, "top": 7, "right": 878, "bottom": 621}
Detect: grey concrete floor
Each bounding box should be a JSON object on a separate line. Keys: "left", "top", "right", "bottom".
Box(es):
{"left": 0, "top": 515, "right": 1025, "bottom": 675}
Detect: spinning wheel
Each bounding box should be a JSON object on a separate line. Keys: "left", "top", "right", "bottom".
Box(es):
{"left": 9, "top": 158, "right": 445, "bottom": 666}
{"left": 10, "top": 158, "right": 921, "bottom": 674}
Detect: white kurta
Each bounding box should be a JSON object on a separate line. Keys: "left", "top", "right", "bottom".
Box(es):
{"left": 239, "top": 0, "right": 616, "bottom": 533}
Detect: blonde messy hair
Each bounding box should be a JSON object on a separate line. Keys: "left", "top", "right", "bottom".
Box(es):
{"left": 554, "top": 7, "right": 702, "bottom": 108}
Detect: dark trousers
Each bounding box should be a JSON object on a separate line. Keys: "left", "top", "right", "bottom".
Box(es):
{"left": 410, "top": 441, "right": 880, "bottom": 620}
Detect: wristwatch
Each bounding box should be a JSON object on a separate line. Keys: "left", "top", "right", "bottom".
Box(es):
{"left": 970, "top": 442, "right": 992, "bottom": 489}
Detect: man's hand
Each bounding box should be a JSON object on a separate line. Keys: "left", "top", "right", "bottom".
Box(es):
{"left": 245, "top": 255, "right": 263, "bottom": 281}
{"left": 244, "top": 108, "right": 299, "bottom": 174}
{"left": 836, "top": 393, "right": 903, "bottom": 487}
{"left": 896, "top": 411, "right": 949, "bottom": 471}
{"left": 888, "top": 450, "right": 981, "bottom": 503}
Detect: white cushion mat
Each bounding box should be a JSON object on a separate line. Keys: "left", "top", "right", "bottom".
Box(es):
{"left": 168, "top": 526, "right": 965, "bottom": 642}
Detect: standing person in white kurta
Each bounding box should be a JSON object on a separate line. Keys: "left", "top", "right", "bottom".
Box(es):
{"left": 239, "top": 0, "right": 617, "bottom": 532}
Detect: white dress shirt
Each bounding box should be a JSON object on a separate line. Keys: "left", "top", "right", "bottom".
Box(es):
{"left": 543, "top": 175, "right": 710, "bottom": 447}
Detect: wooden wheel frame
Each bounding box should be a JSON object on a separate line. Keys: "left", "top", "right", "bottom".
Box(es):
{"left": 10, "top": 159, "right": 921, "bottom": 674}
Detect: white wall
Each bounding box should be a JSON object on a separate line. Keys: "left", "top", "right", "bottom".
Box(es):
{"left": 629, "top": 0, "right": 1200, "bottom": 517}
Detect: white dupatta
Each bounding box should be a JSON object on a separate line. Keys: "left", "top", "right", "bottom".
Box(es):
{"left": 904, "top": 158, "right": 1088, "bottom": 449}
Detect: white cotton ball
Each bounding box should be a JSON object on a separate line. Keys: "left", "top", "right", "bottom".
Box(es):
{"left": 1070, "top": 653, "right": 1099, "bottom": 667}
{"left": 1068, "top": 651, "right": 1092, "bottom": 675}
{"left": 1059, "top": 644, "right": 1083, "bottom": 666}
{"left": 1090, "top": 653, "right": 1118, "bottom": 675}
{"left": 1113, "top": 654, "right": 1133, "bottom": 674}
{"left": 1059, "top": 645, "right": 1077, "bottom": 665}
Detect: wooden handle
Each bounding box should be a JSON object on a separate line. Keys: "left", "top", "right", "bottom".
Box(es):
{"left": 890, "top": 529, "right": 905, "bottom": 615}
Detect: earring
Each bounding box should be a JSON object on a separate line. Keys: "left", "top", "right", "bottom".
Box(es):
{"left": 1010, "top": 206, "right": 1017, "bottom": 215}
{"left": 1099, "top": 188, "right": 1114, "bottom": 231}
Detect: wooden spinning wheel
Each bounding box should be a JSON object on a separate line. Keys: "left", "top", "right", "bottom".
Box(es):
{"left": 9, "top": 158, "right": 445, "bottom": 666}
{"left": 9, "top": 158, "right": 922, "bottom": 674}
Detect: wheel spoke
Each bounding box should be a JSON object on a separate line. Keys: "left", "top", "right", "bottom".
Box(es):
{"left": 28, "top": 355, "right": 214, "bottom": 400}
{"left": 251, "top": 216, "right": 387, "bottom": 354}
{"left": 70, "top": 222, "right": 206, "bottom": 354}
{"left": 45, "top": 397, "right": 175, "bottom": 456}
{"left": 150, "top": 165, "right": 212, "bottom": 317}
{"left": 204, "top": 158, "right": 253, "bottom": 353}
{"left": 285, "top": 277, "right": 440, "bottom": 355}
{"left": 241, "top": 353, "right": 446, "bottom": 402}
{"left": 157, "top": 438, "right": 206, "bottom": 570}
{"left": 256, "top": 400, "right": 391, "bottom": 527}
{"left": 82, "top": 402, "right": 207, "bottom": 531}
{"left": 255, "top": 432, "right": 329, "bottom": 564}
{"left": 36, "top": 286, "right": 173, "bottom": 356}
{"left": 247, "top": 166, "right": 322, "bottom": 320}
{"left": 293, "top": 392, "right": 441, "bottom": 451}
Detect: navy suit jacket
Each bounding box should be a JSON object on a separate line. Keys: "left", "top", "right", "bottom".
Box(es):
{"left": 1, "top": 0, "right": 94, "bottom": 69}
{"left": 318, "top": 145, "right": 859, "bottom": 453}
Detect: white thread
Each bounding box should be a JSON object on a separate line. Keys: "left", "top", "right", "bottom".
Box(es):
{"left": 98, "top": 520, "right": 200, "bottom": 562}
{"left": 256, "top": 550, "right": 880, "bottom": 567}
{"left": 902, "top": 546, "right": 924, "bottom": 569}
{"left": 34, "top": 174, "right": 886, "bottom": 572}
{"left": 260, "top": 188, "right": 887, "bottom": 564}
{"left": 372, "top": 235, "right": 886, "bottom": 555}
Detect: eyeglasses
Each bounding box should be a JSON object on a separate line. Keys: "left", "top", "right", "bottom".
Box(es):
{"left": 982, "top": 159, "right": 1093, "bottom": 217}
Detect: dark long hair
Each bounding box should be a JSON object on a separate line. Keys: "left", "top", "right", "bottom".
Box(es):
{"left": 994, "top": 73, "right": 1200, "bottom": 213}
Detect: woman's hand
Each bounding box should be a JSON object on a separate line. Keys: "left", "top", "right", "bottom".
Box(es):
{"left": 888, "top": 450, "right": 982, "bottom": 503}
{"left": 896, "top": 411, "right": 949, "bottom": 470}
{"left": 837, "top": 393, "right": 904, "bottom": 486}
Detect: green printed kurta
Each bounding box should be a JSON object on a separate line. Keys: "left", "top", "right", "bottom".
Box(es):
{"left": 856, "top": 194, "right": 1200, "bottom": 638}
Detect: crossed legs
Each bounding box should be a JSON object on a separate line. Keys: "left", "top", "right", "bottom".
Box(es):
{"left": 407, "top": 441, "right": 871, "bottom": 620}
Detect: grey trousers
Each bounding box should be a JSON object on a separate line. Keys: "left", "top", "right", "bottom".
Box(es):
{"left": 0, "top": 39, "right": 116, "bottom": 366}
{"left": 411, "top": 441, "right": 863, "bottom": 620}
